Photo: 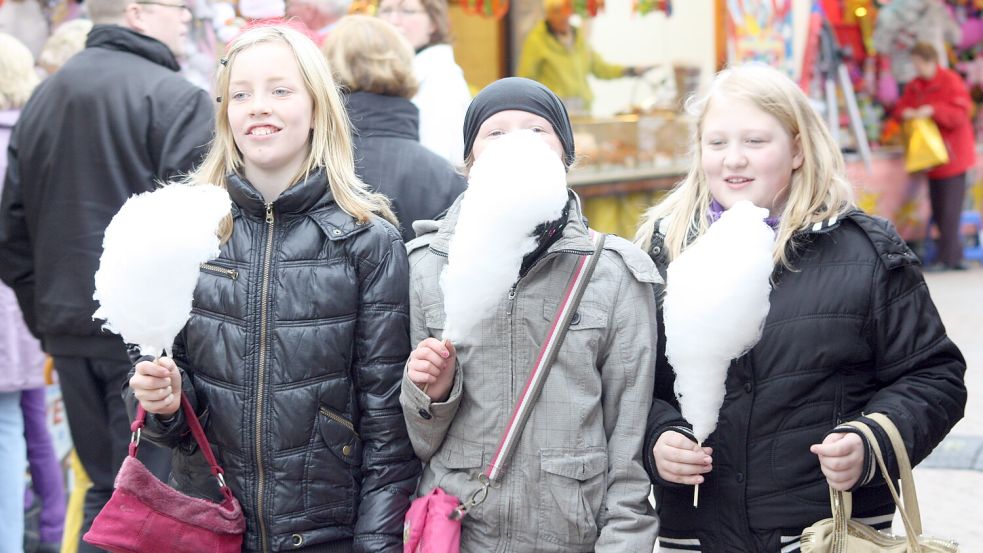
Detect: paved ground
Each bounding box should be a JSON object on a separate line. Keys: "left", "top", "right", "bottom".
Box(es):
{"left": 894, "top": 264, "right": 983, "bottom": 549}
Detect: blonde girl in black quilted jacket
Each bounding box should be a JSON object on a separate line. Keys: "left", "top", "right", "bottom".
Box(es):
{"left": 126, "top": 23, "right": 419, "bottom": 553}
{"left": 635, "top": 64, "right": 966, "bottom": 553}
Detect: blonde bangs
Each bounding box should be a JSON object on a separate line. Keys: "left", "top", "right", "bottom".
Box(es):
{"left": 187, "top": 24, "right": 397, "bottom": 242}
{"left": 637, "top": 65, "right": 855, "bottom": 269}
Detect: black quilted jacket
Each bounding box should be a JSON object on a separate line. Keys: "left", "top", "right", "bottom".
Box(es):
{"left": 125, "top": 170, "right": 420, "bottom": 552}
{"left": 643, "top": 210, "right": 966, "bottom": 552}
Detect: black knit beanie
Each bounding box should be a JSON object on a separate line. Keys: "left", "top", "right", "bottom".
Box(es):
{"left": 462, "top": 77, "right": 575, "bottom": 167}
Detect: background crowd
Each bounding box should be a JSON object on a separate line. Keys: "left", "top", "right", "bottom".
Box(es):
{"left": 0, "top": 0, "right": 974, "bottom": 552}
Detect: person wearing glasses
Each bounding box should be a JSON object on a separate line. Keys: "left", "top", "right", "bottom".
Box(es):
{"left": 0, "top": 0, "right": 213, "bottom": 551}
{"left": 378, "top": 0, "right": 471, "bottom": 166}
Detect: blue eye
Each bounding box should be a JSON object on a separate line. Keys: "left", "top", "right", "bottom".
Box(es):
{"left": 272, "top": 87, "right": 291, "bottom": 97}
{"left": 231, "top": 91, "right": 249, "bottom": 101}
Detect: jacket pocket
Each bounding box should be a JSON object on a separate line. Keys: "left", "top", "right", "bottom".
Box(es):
{"left": 305, "top": 406, "right": 361, "bottom": 523}
{"left": 318, "top": 406, "right": 361, "bottom": 466}
{"left": 537, "top": 448, "right": 607, "bottom": 549}
{"left": 199, "top": 262, "right": 239, "bottom": 280}
{"left": 423, "top": 305, "right": 445, "bottom": 333}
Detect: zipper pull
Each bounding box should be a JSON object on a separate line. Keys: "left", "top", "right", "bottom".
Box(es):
{"left": 506, "top": 284, "right": 517, "bottom": 316}
{"left": 265, "top": 203, "right": 274, "bottom": 224}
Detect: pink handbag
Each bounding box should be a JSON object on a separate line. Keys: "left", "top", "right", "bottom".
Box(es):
{"left": 83, "top": 394, "right": 245, "bottom": 553}
{"left": 402, "top": 232, "right": 606, "bottom": 553}
{"left": 403, "top": 488, "right": 462, "bottom": 553}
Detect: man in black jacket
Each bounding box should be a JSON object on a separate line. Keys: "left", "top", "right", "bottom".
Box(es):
{"left": 0, "top": 0, "right": 213, "bottom": 548}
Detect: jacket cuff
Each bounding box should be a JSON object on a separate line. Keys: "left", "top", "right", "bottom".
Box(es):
{"left": 827, "top": 424, "right": 876, "bottom": 491}
{"left": 400, "top": 362, "right": 463, "bottom": 421}
{"left": 645, "top": 421, "right": 696, "bottom": 489}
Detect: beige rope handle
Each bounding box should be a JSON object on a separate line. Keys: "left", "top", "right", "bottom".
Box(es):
{"left": 839, "top": 417, "right": 920, "bottom": 550}
{"left": 865, "top": 412, "right": 922, "bottom": 534}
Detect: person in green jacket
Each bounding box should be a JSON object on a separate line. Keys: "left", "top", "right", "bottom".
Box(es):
{"left": 517, "top": 0, "right": 650, "bottom": 115}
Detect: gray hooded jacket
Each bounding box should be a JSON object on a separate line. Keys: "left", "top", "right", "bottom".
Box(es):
{"left": 400, "top": 192, "right": 661, "bottom": 552}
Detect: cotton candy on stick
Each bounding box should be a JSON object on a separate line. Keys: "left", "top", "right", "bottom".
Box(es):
{"left": 93, "top": 183, "right": 232, "bottom": 357}
{"left": 440, "top": 130, "right": 569, "bottom": 343}
{"left": 663, "top": 200, "right": 775, "bottom": 507}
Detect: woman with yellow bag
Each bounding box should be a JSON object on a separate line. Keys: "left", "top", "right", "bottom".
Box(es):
{"left": 895, "top": 42, "right": 977, "bottom": 271}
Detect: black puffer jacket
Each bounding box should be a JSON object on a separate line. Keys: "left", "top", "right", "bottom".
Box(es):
{"left": 643, "top": 210, "right": 966, "bottom": 552}
{"left": 125, "top": 171, "right": 420, "bottom": 552}
{"left": 0, "top": 25, "right": 212, "bottom": 357}
{"left": 346, "top": 91, "right": 466, "bottom": 242}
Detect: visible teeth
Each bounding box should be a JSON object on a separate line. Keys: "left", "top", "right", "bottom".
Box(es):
{"left": 250, "top": 126, "right": 277, "bottom": 136}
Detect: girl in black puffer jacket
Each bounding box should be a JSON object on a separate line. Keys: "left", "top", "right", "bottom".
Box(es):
{"left": 126, "top": 24, "right": 420, "bottom": 553}
{"left": 635, "top": 64, "right": 966, "bottom": 553}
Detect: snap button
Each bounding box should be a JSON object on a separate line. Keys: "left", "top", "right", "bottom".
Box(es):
{"left": 291, "top": 534, "right": 304, "bottom": 547}
{"left": 342, "top": 444, "right": 352, "bottom": 456}
{"left": 332, "top": 229, "right": 342, "bottom": 235}
{"left": 651, "top": 245, "right": 662, "bottom": 255}
{"left": 571, "top": 312, "right": 581, "bottom": 325}
{"left": 744, "top": 382, "right": 752, "bottom": 393}
{"left": 736, "top": 472, "right": 745, "bottom": 483}
{"left": 418, "top": 408, "right": 432, "bottom": 420}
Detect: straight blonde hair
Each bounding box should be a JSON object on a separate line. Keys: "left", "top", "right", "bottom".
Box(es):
{"left": 187, "top": 24, "right": 396, "bottom": 241}
{"left": 323, "top": 16, "right": 418, "bottom": 99}
{"left": 635, "top": 64, "right": 855, "bottom": 268}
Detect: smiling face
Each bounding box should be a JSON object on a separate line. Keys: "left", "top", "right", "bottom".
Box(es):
{"left": 471, "top": 110, "right": 564, "bottom": 163}
{"left": 701, "top": 96, "right": 803, "bottom": 217}
{"left": 227, "top": 41, "right": 314, "bottom": 186}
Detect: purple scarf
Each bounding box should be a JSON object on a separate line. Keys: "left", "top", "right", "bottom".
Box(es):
{"left": 708, "top": 199, "right": 781, "bottom": 229}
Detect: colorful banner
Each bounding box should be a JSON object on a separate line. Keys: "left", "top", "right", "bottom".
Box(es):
{"left": 725, "top": 0, "right": 795, "bottom": 75}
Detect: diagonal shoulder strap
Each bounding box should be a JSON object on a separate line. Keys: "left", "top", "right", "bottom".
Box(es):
{"left": 451, "top": 231, "right": 606, "bottom": 520}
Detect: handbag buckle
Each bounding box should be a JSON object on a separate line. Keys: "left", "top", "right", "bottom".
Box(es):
{"left": 130, "top": 428, "right": 141, "bottom": 445}
{"left": 449, "top": 478, "right": 491, "bottom": 521}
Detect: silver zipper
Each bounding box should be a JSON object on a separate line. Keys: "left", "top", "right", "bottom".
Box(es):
{"left": 319, "top": 407, "right": 360, "bottom": 438}
{"left": 200, "top": 263, "right": 238, "bottom": 280}
{"left": 255, "top": 202, "right": 274, "bottom": 551}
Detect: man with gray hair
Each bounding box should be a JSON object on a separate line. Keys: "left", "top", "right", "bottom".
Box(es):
{"left": 0, "top": 0, "right": 213, "bottom": 549}
{"left": 286, "top": 0, "right": 351, "bottom": 40}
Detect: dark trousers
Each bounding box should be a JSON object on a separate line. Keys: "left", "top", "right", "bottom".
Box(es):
{"left": 54, "top": 355, "right": 171, "bottom": 553}
{"left": 928, "top": 172, "right": 968, "bottom": 266}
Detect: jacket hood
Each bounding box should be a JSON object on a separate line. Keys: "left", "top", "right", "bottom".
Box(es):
{"left": 346, "top": 91, "right": 419, "bottom": 141}
{"left": 226, "top": 169, "right": 334, "bottom": 219}
{"left": 86, "top": 24, "right": 180, "bottom": 72}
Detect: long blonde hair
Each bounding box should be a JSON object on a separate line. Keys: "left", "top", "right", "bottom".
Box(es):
{"left": 635, "top": 64, "right": 854, "bottom": 268}
{"left": 187, "top": 24, "right": 396, "bottom": 240}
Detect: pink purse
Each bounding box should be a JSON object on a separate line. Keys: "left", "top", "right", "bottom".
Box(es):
{"left": 83, "top": 394, "right": 245, "bottom": 553}
{"left": 402, "top": 232, "right": 606, "bottom": 553}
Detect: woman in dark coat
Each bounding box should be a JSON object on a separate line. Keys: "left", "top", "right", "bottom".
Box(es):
{"left": 323, "top": 15, "right": 466, "bottom": 243}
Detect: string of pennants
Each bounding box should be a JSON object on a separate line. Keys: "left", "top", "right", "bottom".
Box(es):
{"left": 458, "top": 0, "right": 671, "bottom": 19}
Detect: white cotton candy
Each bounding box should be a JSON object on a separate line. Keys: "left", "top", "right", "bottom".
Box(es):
{"left": 93, "top": 183, "right": 232, "bottom": 357}
{"left": 440, "top": 130, "right": 569, "bottom": 342}
{"left": 663, "top": 200, "right": 776, "bottom": 443}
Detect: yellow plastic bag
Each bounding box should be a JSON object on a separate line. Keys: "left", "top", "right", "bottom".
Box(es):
{"left": 904, "top": 117, "right": 949, "bottom": 173}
